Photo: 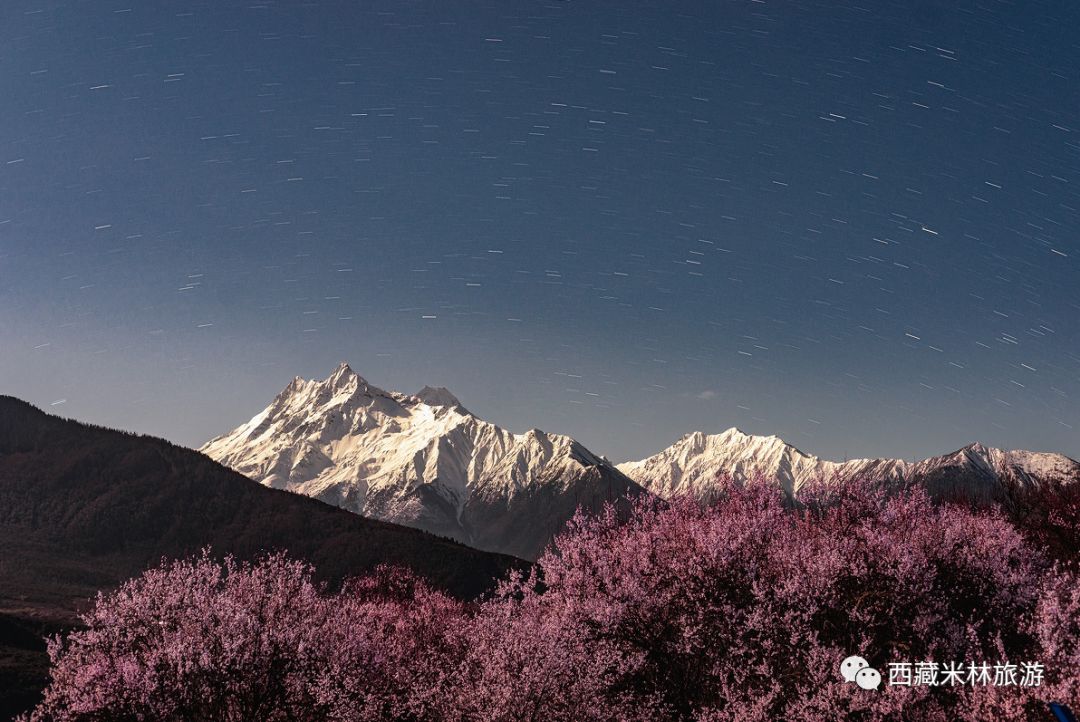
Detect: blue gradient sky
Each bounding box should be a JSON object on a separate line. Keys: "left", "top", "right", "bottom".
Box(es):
{"left": 2, "top": 0, "right": 1078, "bottom": 463}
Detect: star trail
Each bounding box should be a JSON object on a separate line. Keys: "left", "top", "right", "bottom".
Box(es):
{"left": 1, "top": 0, "right": 1078, "bottom": 462}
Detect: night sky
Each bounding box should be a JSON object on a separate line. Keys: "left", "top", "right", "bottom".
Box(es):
{"left": 2, "top": 0, "right": 1078, "bottom": 463}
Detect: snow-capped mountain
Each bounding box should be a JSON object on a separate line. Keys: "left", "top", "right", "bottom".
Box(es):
{"left": 201, "top": 363, "right": 643, "bottom": 560}
{"left": 616, "top": 428, "right": 1080, "bottom": 502}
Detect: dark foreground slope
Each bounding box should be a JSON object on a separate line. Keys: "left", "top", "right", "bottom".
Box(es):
{"left": 0, "top": 397, "right": 522, "bottom": 718}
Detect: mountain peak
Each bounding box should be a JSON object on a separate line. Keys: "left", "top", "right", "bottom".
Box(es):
{"left": 317, "top": 363, "right": 392, "bottom": 400}
{"left": 201, "top": 369, "right": 644, "bottom": 560}
{"left": 710, "top": 427, "right": 789, "bottom": 450}
{"left": 327, "top": 361, "right": 360, "bottom": 386}
{"left": 673, "top": 428, "right": 792, "bottom": 456}
{"left": 619, "top": 428, "right": 1079, "bottom": 504}
{"left": 415, "top": 385, "right": 464, "bottom": 410}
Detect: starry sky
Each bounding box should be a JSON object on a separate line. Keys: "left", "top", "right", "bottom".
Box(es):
{"left": 2, "top": 0, "right": 1079, "bottom": 464}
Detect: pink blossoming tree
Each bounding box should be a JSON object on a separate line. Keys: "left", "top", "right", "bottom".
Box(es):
{"left": 24, "top": 479, "right": 1079, "bottom": 721}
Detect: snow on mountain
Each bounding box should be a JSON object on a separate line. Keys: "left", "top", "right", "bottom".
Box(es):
{"left": 617, "top": 428, "right": 1080, "bottom": 502}
{"left": 201, "top": 363, "right": 643, "bottom": 560}
{"left": 200, "top": 365, "right": 1077, "bottom": 558}
{"left": 414, "top": 386, "right": 464, "bottom": 410}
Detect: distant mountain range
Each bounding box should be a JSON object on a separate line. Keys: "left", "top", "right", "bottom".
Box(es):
{"left": 202, "top": 363, "right": 1079, "bottom": 559}
{"left": 0, "top": 396, "right": 519, "bottom": 718}
{"left": 618, "top": 427, "right": 1080, "bottom": 502}
{"left": 202, "top": 363, "right": 642, "bottom": 560}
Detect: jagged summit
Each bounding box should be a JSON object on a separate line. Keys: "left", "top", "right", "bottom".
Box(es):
{"left": 618, "top": 429, "right": 1080, "bottom": 502}
{"left": 321, "top": 361, "right": 394, "bottom": 398}
{"left": 327, "top": 360, "right": 360, "bottom": 385}
{"left": 201, "top": 364, "right": 644, "bottom": 560}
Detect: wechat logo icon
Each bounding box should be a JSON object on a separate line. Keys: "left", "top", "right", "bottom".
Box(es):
{"left": 841, "top": 655, "right": 882, "bottom": 690}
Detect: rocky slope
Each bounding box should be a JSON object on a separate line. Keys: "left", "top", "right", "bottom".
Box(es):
{"left": 202, "top": 363, "right": 644, "bottom": 560}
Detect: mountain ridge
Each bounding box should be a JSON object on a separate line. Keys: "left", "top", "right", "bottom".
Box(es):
{"left": 201, "top": 363, "right": 644, "bottom": 560}
{"left": 202, "top": 365, "right": 1079, "bottom": 558}
{"left": 617, "top": 426, "right": 1080, "bottom": 502}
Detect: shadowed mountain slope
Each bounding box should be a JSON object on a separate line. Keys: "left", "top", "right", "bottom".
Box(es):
{"left": 0, "top": 396, "right": 522, "bottom": 718}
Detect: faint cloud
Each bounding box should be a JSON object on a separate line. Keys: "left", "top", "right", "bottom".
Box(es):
{"left": 697, "top": 390, "right": 718, "bottom": 400}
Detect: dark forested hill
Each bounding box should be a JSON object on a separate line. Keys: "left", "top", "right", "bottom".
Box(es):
{"left": 0, "top": 396, "right": 522, "bottom": 718}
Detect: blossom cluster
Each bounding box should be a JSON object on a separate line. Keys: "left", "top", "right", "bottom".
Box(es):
{"left": 22, "top": 479, "right": 1080, "bottom": 721}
